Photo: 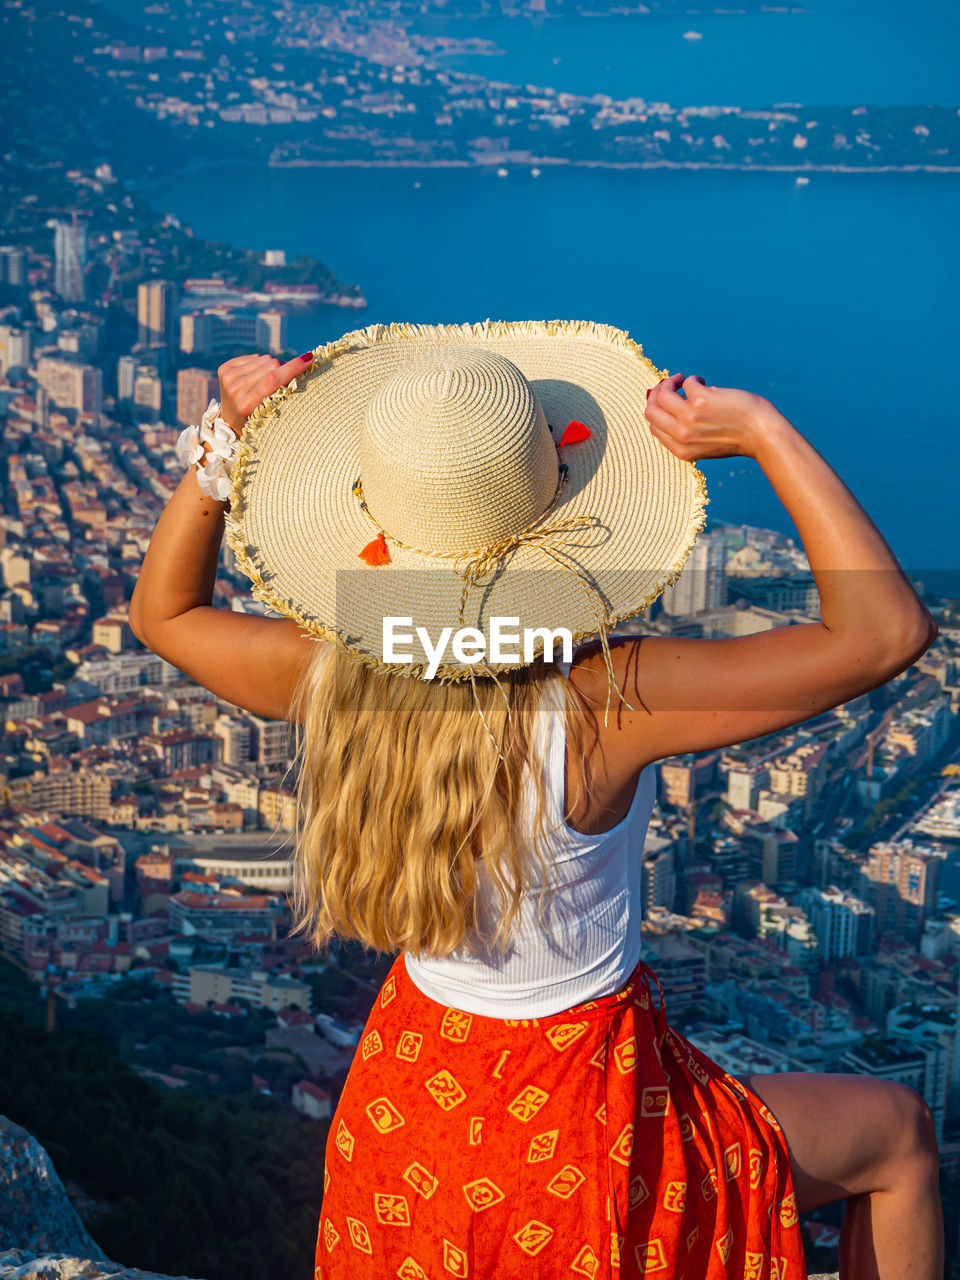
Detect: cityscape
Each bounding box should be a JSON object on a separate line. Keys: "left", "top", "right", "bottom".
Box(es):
{"left": 2, "top": 2, "right": 960, "bottom": 1278}
{"left": 2, "top": 0, "right": 957, "bottom": 177}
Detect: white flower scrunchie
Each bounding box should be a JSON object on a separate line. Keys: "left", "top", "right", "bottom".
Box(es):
{"left": 175, "top": 399, "right": 239, "bottom": 502}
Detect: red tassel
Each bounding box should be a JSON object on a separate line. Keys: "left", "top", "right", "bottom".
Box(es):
{"left": 358, "top": 532, "right": 390, "bottom": 566}
{"left": 558, "top": 419, "right": 591, "bottom": 446}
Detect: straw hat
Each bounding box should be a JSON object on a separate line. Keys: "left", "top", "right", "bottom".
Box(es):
{"left": 223, "top": 319, "right": 708, "bottom": 699}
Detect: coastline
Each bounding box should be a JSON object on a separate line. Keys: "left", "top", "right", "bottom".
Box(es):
{"left": 125, "top": 152, "right": 960, "bottom": 185}
{"left": 267, "top": 157, "right": 960, "bottom": 175}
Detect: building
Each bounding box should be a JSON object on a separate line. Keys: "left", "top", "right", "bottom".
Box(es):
{"left": 658, "top": 752, "right": 718, "bottom": 808}
{"left": 314, "top": 1012, "right": 363, "bottom": 1047}
{"left": 168, "top": 890, "right": 279, "bottom": 939}
{"left": 0, "top": 547, "right": 29, "bottom": 589}
{"left": 249, "top": 714, "right": 295, "bottom": 767}
{"left": 54, "top": 218, "right": 87, "bottom": 302}
{"left": 728, "top": 573, "right": 819, "bottom": 615}
{"left": 660, "top": 531, "right": 727, "bottom": 616}
{"left": 187, "top": 964, "right": 311, "bottom": 1012}
{"left": 693, "top": 932, "right": 794, "bottom": 989}
{"left": 860, "top": 840, "right": 941, "bottom": 944}
{"left": 761, "top": 908, "right": 819, "bottom": 974}
{"left": 734, "top": 881, "right": 790, "bottom": 934}
{"left": 740, "top": 823, "right": 799, "bottom": 888}
{"left": 686, "top": 1032, "right": 800, "bottom": 1078}
{"left": 798, "top": 885, "right": 874, "bottom": 962}
{"left": 766, "top": 742, "right": 828, "bottom": 818}
{"left": 292, "top": 1079, "right": 332, "bottom": 1120}
{"left": 117, "top": 354, "right": 137, "bottom": 401}
{"left": 74, "top": 648, "right": 181, "bottom": 695}
{"left": 172, "top": 833, "right": 294, "bottom": 891}
{"left": 256, "top": 310, "right": 287, "bottom": 352}
{"left": 117, "top": 353, "right": 163, "bottom": 406}
{"left": 258, "top": 783, "right": 296, "bottom": 832}
{"left": 132, "top": 368, "right": 163, "bottom": 418}
{"left": 91, "top": 614, "right": 136, "bottom": 654}
{"left": 180, "top": 308, "right": 287, "bottom": 355}
{"left": 34, "top": 384, "right": 50, "bottom": 429}
{"left": 2, "top": 769, "right": 112, "bottom": 822}
{"left": 640, "top": 932, "right": 706, "bottom": 1014}
{"left": 57, "top": 323, "right": 101, "bottom": 360}
{"left": 176, "top": 367, "right": 219, "bottom": 427}
{"left": 885, "top": 696, "right": 955, "bottom": 767}
{"left": 141, "top": 729, "right": 222, "bottom": 774}
{"left": 0, "top": 246, "right": 26, "bottom": 286}
{"left": 887, "top": 999, "right": 958, "bottom": 1128}
{"left": 138, "top": 280, "right": 176, "bottom": 354}
{"left": 703, "top": 832, "right": 747, "bottom": 886}
{"left": 35, "top": 358, "right": 102, "bottom": 416}
{"left": 921, "top": 915, "right": 960, "bottom": 961}
{"left": 135, "top": 851, "right": 175, "bottom": 909}
{"left": 641, "top": 837, "right": 676, "bottom": 916}
{"left": 0, "top": 324, "right": 32, "bottom": 373}
{"left": 134, "top": 370, "right": 163, "bottom": 417}
{"left": 212, "top": 714, "right": 254, "bottom": 766}
{"left": 842, "top": 1038, "right": 946, "bottom": 1144}
{"left": 725, "top": 765, "right": 769, "bottom": 812}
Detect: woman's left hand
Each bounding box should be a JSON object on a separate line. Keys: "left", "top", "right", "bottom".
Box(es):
{"left": 217, "top": 351, "right": 314, "bottom": 436}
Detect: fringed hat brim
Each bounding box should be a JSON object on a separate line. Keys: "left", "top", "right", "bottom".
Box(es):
{"left": 223, "top": 319, "right": 708, "bottom": 681}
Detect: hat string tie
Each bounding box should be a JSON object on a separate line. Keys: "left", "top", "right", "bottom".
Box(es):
{"left": 350, "top": 467, "right": 635, "bottom": 761}
{"left": 453, "top": 514, "right": 635, "bottom": 752}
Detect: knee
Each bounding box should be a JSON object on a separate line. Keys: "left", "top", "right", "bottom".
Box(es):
{"left": 885, "top": 1083, "right": 939, "bottom": 1176}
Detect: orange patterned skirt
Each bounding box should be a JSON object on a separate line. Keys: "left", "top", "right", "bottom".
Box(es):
{"left": 315, "top": 951, "right": 807, "bottom": 1279}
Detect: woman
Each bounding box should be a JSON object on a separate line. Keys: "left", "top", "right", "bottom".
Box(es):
{"left": 131, "top": 321, "right": 944, "bottom": 1279}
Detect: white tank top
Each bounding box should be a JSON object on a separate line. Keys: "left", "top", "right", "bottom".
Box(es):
{"left": 403, "top": 663, "right": 658, "bottom": 1018}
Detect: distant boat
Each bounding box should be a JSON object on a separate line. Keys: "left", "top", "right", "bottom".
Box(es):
{"left": 496, "top": 167, "right": 509, "bottom": 177}
{"left": 413, "top": 181, "right": 421, "bottom": 189}
{"left": 795, "top": 175, "right": 810, "bottom": 185}
{"left": 531, "top": 167, "right": 541, "bottom": 178}
{"left": 682, "top": 30, "right": 703, "bottom": 40}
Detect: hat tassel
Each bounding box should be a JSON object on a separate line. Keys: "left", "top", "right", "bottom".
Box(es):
{"left": 558, "top": 419, "right": 591, "bottom": 446}
{"left": 359, "top": 532, "right": 390, "bottom": 566}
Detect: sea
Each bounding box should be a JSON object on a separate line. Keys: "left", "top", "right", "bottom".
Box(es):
{"left": 139, "top": 0, "right": 960, "bottom": 577}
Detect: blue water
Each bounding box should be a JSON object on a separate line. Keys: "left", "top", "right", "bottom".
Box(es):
{"left": 147, "top": 160, "right": 960, "bottom": 574}
{"left": 414, "top": 0, "right": 960, "bottom": 108}
{"left": 139, "top": 0, "right": 960, "bottom": 575}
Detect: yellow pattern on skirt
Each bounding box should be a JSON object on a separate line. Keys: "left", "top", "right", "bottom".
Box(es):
{"left": 315, "top": 951, "right": 806, "bottom": 1278}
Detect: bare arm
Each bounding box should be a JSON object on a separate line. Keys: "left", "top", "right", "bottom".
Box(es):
{"left": 574, "top": 372, "right": 937, "bottom": 765}
{"left": 129, "top": 351, "right": 321, "bottom": 720}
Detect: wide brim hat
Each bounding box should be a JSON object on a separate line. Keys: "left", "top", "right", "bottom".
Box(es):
{"left": 223, "top": 319, "right": 708, "bottom": 684}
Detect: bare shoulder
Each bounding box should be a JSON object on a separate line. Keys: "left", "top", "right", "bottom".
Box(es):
{"left": 566, "top": 636, "right": 642, "bottom": 710}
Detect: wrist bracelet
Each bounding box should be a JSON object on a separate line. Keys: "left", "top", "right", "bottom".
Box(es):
{"left": 175, "top": 399, "right": 239, "bottom": 502}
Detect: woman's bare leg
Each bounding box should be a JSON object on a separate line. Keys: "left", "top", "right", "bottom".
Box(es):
{"left": 743, "top": 1071, "right": 944, "bottom": 1280}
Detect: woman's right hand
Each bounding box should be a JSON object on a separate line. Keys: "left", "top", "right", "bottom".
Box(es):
{"left": 645, "top": 371, "right": 787, "bottom": 462}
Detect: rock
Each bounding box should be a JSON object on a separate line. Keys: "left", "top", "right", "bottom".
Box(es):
{"left": 0, "top": 1120, "right": 105, "bottom": 1260}
{"left": 0, "top": 1253, "right": 202, "bottom": 1280}
{"left": 0, "top": 1118, "right": 203, "bottom": 1280}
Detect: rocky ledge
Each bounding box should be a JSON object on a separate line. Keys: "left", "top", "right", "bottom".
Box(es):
{"left": 0, "top": 1255, "right": 202, "bottom": 1280}
{"left": 0, "top": 1115, "right": 837, "bottom": 1280}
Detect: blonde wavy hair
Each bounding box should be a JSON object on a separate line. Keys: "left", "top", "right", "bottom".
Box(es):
{"left": 283, "top": 644, "right": 600, "bottom": 960}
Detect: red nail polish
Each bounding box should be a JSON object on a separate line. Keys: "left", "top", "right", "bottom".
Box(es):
{"left": 646, "top": 389, "right": 652, "bottom": 399}
{"left": 300, "top": 351, "right": 313, "bottom": 362}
